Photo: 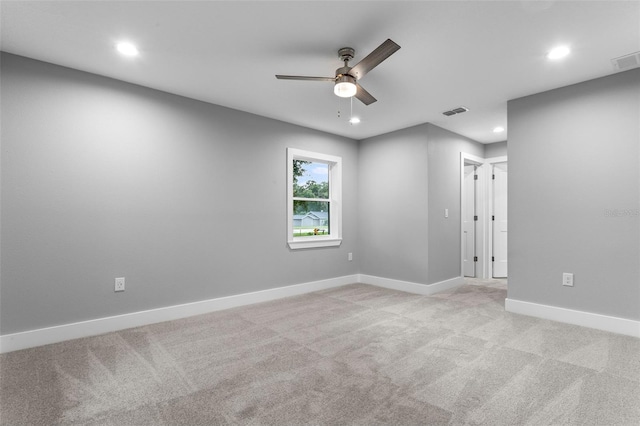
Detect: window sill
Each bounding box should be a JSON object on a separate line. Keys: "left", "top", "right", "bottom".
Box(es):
{"left": 288, "top": 238, "right": 342, "bottom": 250}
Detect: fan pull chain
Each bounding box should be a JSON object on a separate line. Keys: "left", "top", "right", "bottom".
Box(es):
{"left": 350, "top": 96, "right": 353, "bottom": 123}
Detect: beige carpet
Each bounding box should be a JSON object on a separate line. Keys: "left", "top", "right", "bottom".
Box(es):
{"left": 1, "top": 280, "right": 639, "bottom": 425}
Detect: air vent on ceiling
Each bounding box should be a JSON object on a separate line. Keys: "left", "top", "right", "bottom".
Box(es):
{"left": 611, "top": 52, "right": 640, "bottom": 72}
{"left": 442, "top": 106, "right": 469, "bottom": 116}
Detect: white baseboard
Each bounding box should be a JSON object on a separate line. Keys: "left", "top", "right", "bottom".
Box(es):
{"left": 358, "top": 274, "right": 465, "bottom": 295}
{"left": 505, "top": 298, "right": 640, "bottom": 338}
{"left": 15, "top": 276, "right": 635, "bottom": 354}
{"left": 0, "top": 275, "right": 359, "bottom": 354}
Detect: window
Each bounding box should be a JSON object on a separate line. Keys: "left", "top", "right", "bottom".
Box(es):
{"left": 287, "top": 148, "right": 342, "bottom": 249}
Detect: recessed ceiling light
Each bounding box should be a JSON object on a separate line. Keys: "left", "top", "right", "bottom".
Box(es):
{"left": 349, "top": 117, "right": 361, "bottom": 125}
{"left": 493, "top": 126, "right": 505, "bottom": 133}
{"left": 116, "top": 42, "right": 139, "bottom": 57}
{"left": 547, "top": 45, "right": 570, "bottom": 60}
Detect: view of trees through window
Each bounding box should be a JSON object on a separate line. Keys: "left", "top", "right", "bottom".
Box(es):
{"left": 292, "top": 160, "right": 330, "bottom": 237}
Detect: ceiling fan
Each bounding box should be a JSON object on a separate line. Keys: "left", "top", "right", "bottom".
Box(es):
{"left": 276, "top": 39, "right": 401, "bottom": 105}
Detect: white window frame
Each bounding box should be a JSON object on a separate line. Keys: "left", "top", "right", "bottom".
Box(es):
{"left": 287, "top": 148, "right": 342, "bottom": 249}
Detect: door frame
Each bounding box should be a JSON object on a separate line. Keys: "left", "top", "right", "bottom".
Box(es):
{"left": 462, "top": 163, "right": 478, "bottom": 277}
{"left": 486, "top": 155, "right": 508, "bottom": 279}
{"left": 460, "top": 153, "right": 485, "bottom": 278}
{"left": 460, "top": 153, "right": 507, "bottom": 279}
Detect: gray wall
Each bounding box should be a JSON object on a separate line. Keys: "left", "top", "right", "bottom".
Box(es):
{"left": 426, "top": 124, "right": 484, "bottom": 283}
{"left": 357, "top": 123, "right": 483, "bottom": 285}
{"left": 357, "top": 124, "right": 430, "bottom": 283}
{"left": 508, "top": 68, "right": 640, "bottom": 320}
{"left": 0, "top": 53, "right": 359, "bottom": 334}
{"left": 12, "top": 49, "right": 632, "bottom": 336}
{"left": 484, "top": 141, "right": 507, "bottom": 158}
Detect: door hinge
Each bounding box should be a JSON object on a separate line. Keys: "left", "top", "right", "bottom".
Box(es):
{"left": 474, "top": 215, "right": 478, "bottom": 221}
{"left": 492, "top": 256, "right": 495, "bottom": 262}
{"left": 474, "top": 256, "right": 478, "bottom": 262}
{"left": 492, "top": 215, "right": 495, "bottom": 221}
{"left": 474, "top": 174, "right": 478, "bottom": 180}
{"left": 492, "top": 174, "right": 495, "bottom": 180}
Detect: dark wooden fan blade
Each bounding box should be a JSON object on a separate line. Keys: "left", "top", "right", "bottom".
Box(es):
{"left": 350, "top": 39, "right": 400, "bottom": 80}
{"left": 355, "top": 83, "right": 377, "bottom": 105}
{"left": 275, "top": 75, "right": 335, "bottom": 82}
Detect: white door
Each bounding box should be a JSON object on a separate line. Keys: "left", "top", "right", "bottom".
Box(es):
{"left": 492, "top": 163, "right": 508, "bottom": 278}
{"left": 463, "top": 165, "right": 476, "bottom": 277}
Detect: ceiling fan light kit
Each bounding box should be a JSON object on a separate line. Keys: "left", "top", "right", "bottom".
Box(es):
{"left": 334, "top": 75, "right": 357, "bottom": 97}
{"left": 276, "top": 39, "right": 400, "bottom": 106}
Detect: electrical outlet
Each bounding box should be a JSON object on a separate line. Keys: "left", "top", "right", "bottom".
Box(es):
{"left": 445, "top": 208, "right": 449, "bottom": 218}
{"left": 348, "top": 252, "right": 353, "bottom": 261}
{"left": 562, "top": 273, "right": 574, "bottom": 287}
{"left": 115, "top": 277, "right": 125, "bottom": 292}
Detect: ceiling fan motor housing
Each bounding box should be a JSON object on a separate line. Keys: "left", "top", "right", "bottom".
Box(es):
{"left": 336, "top": 66, "right": 354, "bottom": 79}
{"left": 335, "top": 74, "right": 356, "bottom": 86}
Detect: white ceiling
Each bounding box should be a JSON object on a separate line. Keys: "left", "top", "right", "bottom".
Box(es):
{"left": 2, "top": 1, "right": 639, "bottom": 143}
